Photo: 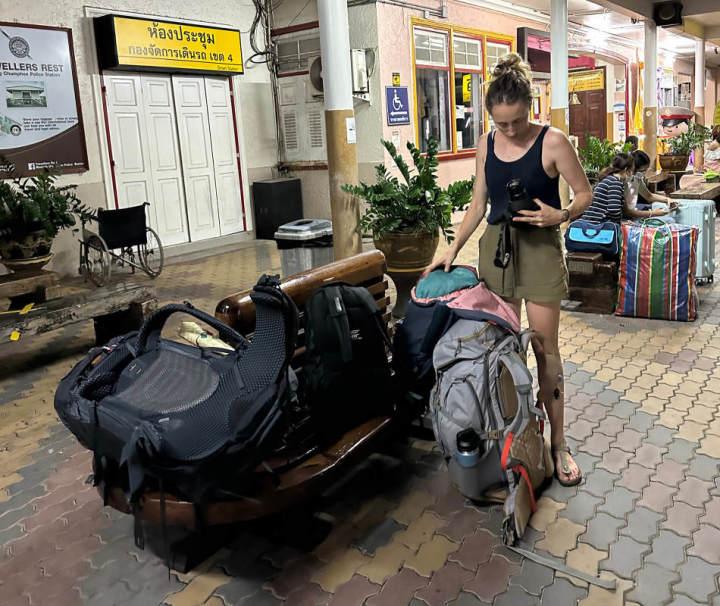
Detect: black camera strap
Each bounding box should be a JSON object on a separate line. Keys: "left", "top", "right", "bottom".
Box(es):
{"left": 494, "top": 219, "right": 512, "bottom": 269}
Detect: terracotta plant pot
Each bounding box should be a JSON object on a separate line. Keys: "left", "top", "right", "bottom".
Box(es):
{"left": 0, "top": 230, "right": 53, "bottom": 261}
{"left": 658, "top": 154, "right": 690, "bottom": 172}
{"left": 373, "top": 230, "right": 440, "bottom": 271}
{"left": 374, "top": 230, "right": 440, "bottom": 318}
{"left": 1, "top": 253, "right": 54, "bottom": 275}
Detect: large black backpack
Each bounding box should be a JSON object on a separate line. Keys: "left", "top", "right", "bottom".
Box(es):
{"left": 303, "top": 283, "right": 393, "bottom": 441}
{"left": 54, "top": 275, "right": 298, "bottom": 503}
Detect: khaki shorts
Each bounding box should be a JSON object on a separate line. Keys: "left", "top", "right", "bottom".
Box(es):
{"left": 478, "top": 223, "right": 568, "bottom": 303}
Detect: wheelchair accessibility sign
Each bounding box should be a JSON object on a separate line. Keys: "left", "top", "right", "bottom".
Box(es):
{"left": 385, "top": 86, "right": 411, "bottom": 125}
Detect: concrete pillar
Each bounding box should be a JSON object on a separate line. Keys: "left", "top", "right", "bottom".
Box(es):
{"left": 318, "top": 0, "right": 361, "bottom": 259}
{"left": 550, "top": 0, "right": 570, "bottom": 207}
{"left": 694, "top": 39, "right": 706, "bottom": 171}
{"left": 643, "top": 20, "right": 658, "bottom": 165}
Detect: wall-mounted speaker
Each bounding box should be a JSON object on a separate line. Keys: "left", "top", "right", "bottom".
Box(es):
{"left": 653, "top": 2, "right": 683, "bottom": 28}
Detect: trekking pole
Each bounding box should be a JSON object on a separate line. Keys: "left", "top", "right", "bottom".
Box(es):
{"left": 508, "top": 545, "right": 617, "bottom": 590}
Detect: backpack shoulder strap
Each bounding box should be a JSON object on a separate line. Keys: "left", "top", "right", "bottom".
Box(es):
{"left": 339, "top": 284, "right": 393, "bottom": 350}
{"left": 323, "top": 285, "right": 354, "bottom": 363}
{"left": 495, "top": 351, "right": 546, "bottom": 437}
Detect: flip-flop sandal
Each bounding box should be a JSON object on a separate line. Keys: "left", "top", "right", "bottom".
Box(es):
{"left": 552, "top": 439, "right": 582, "bottom": 487}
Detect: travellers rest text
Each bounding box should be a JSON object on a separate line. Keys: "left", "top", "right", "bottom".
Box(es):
{"left": 1, "top": 63, "right": 65, "bottom": 73}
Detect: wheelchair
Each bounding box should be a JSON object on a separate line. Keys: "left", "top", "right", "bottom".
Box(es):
{"left": 77, "top": 203, "right": 164, "bottom": 286}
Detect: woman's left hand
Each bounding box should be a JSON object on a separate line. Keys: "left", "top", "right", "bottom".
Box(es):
{"left": 512, "top": 199, "right": 565, "bottom": 227}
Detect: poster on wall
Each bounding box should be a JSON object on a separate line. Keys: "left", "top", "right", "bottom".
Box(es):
{"left": 0, "top": 22, "right": 88, "bottom": 177}
{"left": 385, "top": 86, "right": 410, "bottom": 126}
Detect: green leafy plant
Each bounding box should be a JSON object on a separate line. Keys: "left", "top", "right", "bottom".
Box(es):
{"left": 578, "top": 136, "right": 632, "bottom": 180}
{"left": 0, "top": 173, "right": 94, "bottom": 242}
{"left": 342, "top": 139, "right": 474, "bottom": 242}
{"left": 667, "top": 123, "right": 711, "bottom": 156}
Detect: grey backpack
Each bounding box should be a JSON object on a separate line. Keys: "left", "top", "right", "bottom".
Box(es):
{"left": 430, "top": 318, "right": 553, "bottom": 545}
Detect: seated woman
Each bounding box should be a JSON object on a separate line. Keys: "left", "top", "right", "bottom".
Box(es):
{"left": 581, "top": 153, "right": 671, "bottom": 224}
{"left": 625, "top": 135, "right": 639, "bottom": 153}
{"left": 627, "top": 150, "right": 676, "bottom": 212}
{"left": 704, "top": 126, "right": 720, "bottom": 172}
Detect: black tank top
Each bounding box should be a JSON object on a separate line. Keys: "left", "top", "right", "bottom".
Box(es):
{"left": 484, "top": 125, "right": 561, "bottom": 225}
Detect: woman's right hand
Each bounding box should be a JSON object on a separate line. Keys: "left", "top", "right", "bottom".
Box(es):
{"left": 422, "top": 248, "right": 457, "bottom": 277}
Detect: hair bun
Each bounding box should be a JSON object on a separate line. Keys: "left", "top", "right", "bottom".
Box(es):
{"left": 492, "top": 52, "right": 531, "bottom": 83}
{"left": 485, "top": 51, "right": 533, "bottom": 111}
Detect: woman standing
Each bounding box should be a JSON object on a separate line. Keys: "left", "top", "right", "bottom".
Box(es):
{"left": 425, "top": 54, "right": 591, "bottom": 486}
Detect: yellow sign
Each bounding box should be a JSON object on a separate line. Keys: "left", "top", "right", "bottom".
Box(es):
{"left": 714, "top": 101, "right": 720, "bottom": 126}
{"left": 392, "top": 73, "right": 401, "bottom": 86}
{"left": 462, "top": 74, "right": 472, "bottom": 103}
{"left": 568, "top": 69, "right": 605, "bottom": 93}
{"left": 103, "top": 16, "right": 243, "bottom": 74}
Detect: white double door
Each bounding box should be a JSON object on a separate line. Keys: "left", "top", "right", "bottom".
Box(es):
{"left": 104, "top": 72, "right": 244, "bottom": 245}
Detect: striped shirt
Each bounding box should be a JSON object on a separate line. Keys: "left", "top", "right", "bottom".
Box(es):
{"left": 581, "top": 175, "right": 624, "bottom": 224}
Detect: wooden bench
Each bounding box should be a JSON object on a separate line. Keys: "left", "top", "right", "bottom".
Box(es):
{"left": 216, "top": 248, "right": 391, "bottom": 346}
{"left": 105, "top": 250, "right": 396, "bottom": 559}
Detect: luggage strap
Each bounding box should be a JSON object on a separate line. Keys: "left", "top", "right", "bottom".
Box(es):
{"left": 507, "top": 546, "right": 617, "bottom": 590}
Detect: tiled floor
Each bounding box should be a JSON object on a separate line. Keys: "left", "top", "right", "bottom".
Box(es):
{"left": 1, "top": 225, "right": 719, "bottom": 606}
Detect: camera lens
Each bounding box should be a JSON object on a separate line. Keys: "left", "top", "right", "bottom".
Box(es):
{"left": 507, "top": 179, "right": 523, "bottom": 200}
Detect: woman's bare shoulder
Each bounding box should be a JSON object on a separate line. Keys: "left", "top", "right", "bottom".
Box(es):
{"left": 476, "top": 132, "right": 490, "bottom": 159}
{"left": 544, "top": 126, "right": 570, "bottom": 144}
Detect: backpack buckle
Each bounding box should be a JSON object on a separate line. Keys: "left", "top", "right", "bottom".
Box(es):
{"left": 484, "top": 429, "right": 503, "bottom": 441}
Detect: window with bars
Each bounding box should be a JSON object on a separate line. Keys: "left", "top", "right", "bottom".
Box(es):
{"left": 276, "top": 36, "right": 321, "bottom": 74}
{"left": 486, "top": 41, "right": 512, "bottom": 73}
{"left": 414, "top": 29, "right": 451, "bottom": 153}
{"left": 453, "top": 36, "right": 481, "bottom": 70}
{"left": 414, "top": 29, "right": 449, "bottom": 66}
{"left": 485, "top": 42, "right": 512, "bottom": 131}
{"left": 453, "top": 36, "right": 484, "bottom": 150}
{"left": 413, "top": 27, "right": 510, "bottom": 153}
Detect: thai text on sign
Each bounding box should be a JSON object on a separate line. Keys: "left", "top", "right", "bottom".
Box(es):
{"left": 568, "top": 69, "right": 604, "bottom": 93}
{"left": 108, "top": 16, "right": 243, "bottom": 74}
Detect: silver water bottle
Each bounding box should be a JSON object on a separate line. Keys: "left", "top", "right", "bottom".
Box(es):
{"left": 455, "top": 428, "right": 480, "bottom": 468}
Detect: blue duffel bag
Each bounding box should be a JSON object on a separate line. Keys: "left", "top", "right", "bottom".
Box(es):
{"left": 565, "top": 219, "right": 620, "bottom": 256}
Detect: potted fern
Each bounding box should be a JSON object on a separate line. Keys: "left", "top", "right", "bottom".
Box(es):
{"left": 579, "top": 136, "right": 625, "bottom": 185}
{"left": 343, "top": 138, "right": 474, "bottom": 315}
{"left": 0, "top": 173, "right": 92, "bottom": 273}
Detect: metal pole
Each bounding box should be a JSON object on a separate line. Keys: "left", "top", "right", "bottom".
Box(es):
{"left": 550, "top": 0, "right": 569, "bottom": 207}
{"left": 694, "top": 39, "right": 706, "bottom": 171}
{"left": 643, "top": 20, "right": 657, "bottom": 165}
{"left": 318, "top": 0, "right": 362, "bottom": 260}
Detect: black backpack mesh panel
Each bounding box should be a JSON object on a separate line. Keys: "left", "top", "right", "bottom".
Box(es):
{"left": 114, "top": 350, "right": 220, "bottom": 414}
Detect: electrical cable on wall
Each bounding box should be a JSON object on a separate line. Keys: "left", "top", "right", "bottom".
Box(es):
{"left": 246, "top": 0, "right": 275, "bottom": 67}
{"left": 244, "top": 0, "right": 286, "bottom": 166}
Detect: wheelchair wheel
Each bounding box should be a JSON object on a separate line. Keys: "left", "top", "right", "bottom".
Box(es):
{"left": 139, "top": 227, "right": 164, "bottom": 278}
{"left": 84, "top": 235, "right": 111, "bottom": 286}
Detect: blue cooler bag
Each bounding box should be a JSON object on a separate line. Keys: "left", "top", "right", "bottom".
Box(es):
{"left": 565, "top": 220, "right": 619, "bottom": 256}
